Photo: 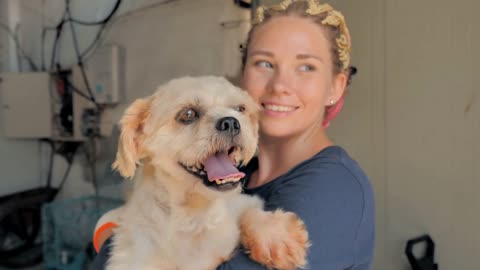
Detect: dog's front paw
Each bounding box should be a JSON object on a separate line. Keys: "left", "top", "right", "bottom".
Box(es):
{"left": 240, "top": 209, "right": 310, "bottom": 270}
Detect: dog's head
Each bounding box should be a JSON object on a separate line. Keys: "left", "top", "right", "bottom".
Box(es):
{"left": 112, "top": 76, "right": 259, "bottom": 193}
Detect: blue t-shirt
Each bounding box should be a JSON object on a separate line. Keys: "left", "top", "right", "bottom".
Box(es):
{"left": 91, "top": 145, "right": 375, "bottom": 270}
{"left": 217, "top": 145, "right": 375, "bottom": 270}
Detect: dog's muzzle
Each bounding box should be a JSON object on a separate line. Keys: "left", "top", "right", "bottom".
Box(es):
{"left": 181, "top": 117, "right": 246, "bottom": 192}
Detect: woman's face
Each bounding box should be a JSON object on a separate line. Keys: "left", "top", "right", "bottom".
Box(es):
{"left": 242, "top": 16, "right": 346, "bottom": 139}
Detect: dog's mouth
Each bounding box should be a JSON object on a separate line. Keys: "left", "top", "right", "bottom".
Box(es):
{"left": 180, "top": 146, "right": 244, "bottom": 192}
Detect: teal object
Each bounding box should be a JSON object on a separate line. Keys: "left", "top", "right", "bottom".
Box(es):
{"left": 42, "top": 195, "right": 123, "bottom": 270}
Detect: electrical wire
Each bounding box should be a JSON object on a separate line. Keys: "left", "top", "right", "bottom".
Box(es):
{"left": 41, "top": 26, "right": 56, "bottom": 71}
{"left": 49, "top": 18, "right": 65, "bottom": 71}
{"left": 72, "top": 0, "right": 122, "bottom": 60}
{"left": 0, "top": 23, "right": 38, "bottom": 71}
{"left": 79, "top": 24, "right": 107, "bottom": 60}
{"left": 83, "top": 138, "right": 99, "bottom": 196}
{"left": 80, "top": 0, "right": 176, "bottom": 62}
{"left": 65, "top": 0, "right": 98, "bottom": 108}
{"left": 14, "top": 24, "right": 22, "bottom": 71}
{"left": 68, "top": 0, "right": 122, "bottom": 26}
{"left": 56, "top": 144, "right": 78, "bottom": 194}
{"left": 63, "top": 77, "right": 97, "bottom": 104}
{"left": 45, "top": 0, "right": 122, "bottom": 71}
{"left": 44, "top": 140, "right": 55, "bottom": 188}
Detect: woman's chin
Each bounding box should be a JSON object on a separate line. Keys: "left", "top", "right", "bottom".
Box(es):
{"left": 259, "top": 123, "right": 297, "bottom": 139}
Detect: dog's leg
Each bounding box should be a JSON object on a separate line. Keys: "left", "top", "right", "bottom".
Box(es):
{"left": 105, "top": 199, "right": 176, "bottom": 270}
{"left": 106, "top": 227, "right": 179, "bottom": 270}
{"left": 233, "top": 195, "right": 310, "bottom": 270}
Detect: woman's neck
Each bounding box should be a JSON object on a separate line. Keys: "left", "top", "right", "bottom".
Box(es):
{"left": 247, "top": 129, "right": 333, "bottom": 189}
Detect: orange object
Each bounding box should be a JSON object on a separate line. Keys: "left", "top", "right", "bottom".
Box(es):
{"left": 93, "top": 222, "right": 118, "bottom": 253}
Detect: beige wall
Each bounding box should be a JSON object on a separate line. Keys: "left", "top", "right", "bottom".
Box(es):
{"left": 262, "top": 0, "right": 479, "bottom": 269}
{"left": 385, "top": 0, "right": 479, "bottom": 269}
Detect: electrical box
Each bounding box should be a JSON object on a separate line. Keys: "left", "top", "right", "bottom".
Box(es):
{"left": 0, "top": 72, "right": 52, "bottom": 138}
{"left": 86, "top": 44, "right": 124, "bottom": 105}
{"left": 0, "top": 71, "right": 92, "bottom": 140}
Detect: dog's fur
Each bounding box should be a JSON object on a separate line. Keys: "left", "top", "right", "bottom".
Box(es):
{"left": 108, "top": 76, "right": 309, "bottom": 270}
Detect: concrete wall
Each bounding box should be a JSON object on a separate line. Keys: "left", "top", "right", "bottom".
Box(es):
{"left": 0, "top": 0, "right": 249, "bottom": 198}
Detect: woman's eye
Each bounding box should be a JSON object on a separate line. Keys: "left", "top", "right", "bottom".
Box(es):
{"left": 255, "top": 60, "right": 273, "bottom": 69}
{"left": 177, "top": 108, "right": 199, "bottom": 124}
{"left": 298, "top": 64, "right": 315, "bottom": 72}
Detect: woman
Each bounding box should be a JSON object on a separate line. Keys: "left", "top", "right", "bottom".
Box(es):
{"left": 93, "top": 1, "right": 375, "bottom": 269}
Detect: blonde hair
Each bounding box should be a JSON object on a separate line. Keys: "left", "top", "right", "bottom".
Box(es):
{"left": 241, "top": 0, "right": 354, "bottom": 77}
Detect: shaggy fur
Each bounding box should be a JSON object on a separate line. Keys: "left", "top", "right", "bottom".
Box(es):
{"left": 107, "top": 76, "right": 309, "bottom": 270}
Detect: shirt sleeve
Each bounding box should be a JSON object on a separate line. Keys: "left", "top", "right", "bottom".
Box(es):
{"left": 217, "top": 162, "right": 375, "bottom": 270}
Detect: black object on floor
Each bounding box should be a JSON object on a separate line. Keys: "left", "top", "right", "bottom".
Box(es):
{"left": 0, "top": 187, "right": 58, "bottom": 268}
{"left": 405, "top": 234, "right": 439, "bottom": 270}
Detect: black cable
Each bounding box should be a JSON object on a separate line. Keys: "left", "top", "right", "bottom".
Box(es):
{"left": 63, "top": 79, "right": 95, "bottom": 103}
{"left": 49, "top": 19, "right": 65, "bottom": 71}
{"left": 68, "top": 0, "right": 122, "bottom": 60}
{"left": 79, "top": 64, "right": 98, "bottom": 107}
{"left": 55, "top": 161, "right": 73, "bottom": 196}
{"left": 44, "top": 0, "right": 122, "bottom": 69}
{"left": 65, "top": 0, "right": 100, "bottom": 109}
{"left": 68, "top": 0, "right": 122, "bottom": 26}
{"left": 0, "top": 23, "right": 38, "bottom": 71}
{"left": 45, "top": 140, "right": 55, "bottom": 188}
{"left": 14, "top": 25, "right": 22, "bottom": 71}
{"left": 79, "top": 24, "right": 107, "bottom": 60}
{"left": 40, "top": 140, "right": 81, "bottom": 199}
{"left": 83, "top": 138, "right": 99, "bottom": 196}
{"left": 41, "top": 27, "right": 56, "bottom": 71}
{"left": 56, "top": 145, "right": 78, "bottom": 194}
{"left": 91, "top": 137, "right": 99, "bottom": 197}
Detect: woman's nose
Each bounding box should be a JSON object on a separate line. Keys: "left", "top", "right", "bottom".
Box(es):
{"left": 268, "top": 68, "right": 292, "bottom": 95}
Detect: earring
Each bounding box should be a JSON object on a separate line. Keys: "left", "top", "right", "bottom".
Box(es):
{"left": 329, "top": 100, "right": 336, "bottom": 105}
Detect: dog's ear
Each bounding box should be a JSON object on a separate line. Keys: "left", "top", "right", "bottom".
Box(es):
{"left": 112, "top": 98, "right": 151, "bottom": 178}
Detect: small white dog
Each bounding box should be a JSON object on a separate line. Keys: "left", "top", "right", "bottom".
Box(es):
{"left": 107, "top": 76, "right": 309, "bottom": 270}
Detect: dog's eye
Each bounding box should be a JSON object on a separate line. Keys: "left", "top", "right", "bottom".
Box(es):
{"left": 177, "top": 108, "right": 199, "bottom": 124}
{"left": 235, "top": 105, "right": 246, "bottom": 113}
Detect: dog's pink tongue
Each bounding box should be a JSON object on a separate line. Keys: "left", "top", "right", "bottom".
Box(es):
{"left": 203, "top": 152, "right": 245, "bottom": 181}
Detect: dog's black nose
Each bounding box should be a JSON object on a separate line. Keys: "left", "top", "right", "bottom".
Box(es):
{"left": 216, "top": 117, "right": 240, "bottom": 136}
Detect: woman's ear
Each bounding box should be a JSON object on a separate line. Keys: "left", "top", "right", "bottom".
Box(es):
{"left": 112, "top": 98, "right": 151, "bottom": 178}
{"left": 325, "top": 72, "right": 348, "bottom": 106}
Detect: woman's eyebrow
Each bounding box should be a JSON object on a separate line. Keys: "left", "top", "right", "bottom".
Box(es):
{"left": 249, "top": 50, "right": 274, "bottom": 57}
{"left": 296, "top": 54, "right": 324, "bottom": 63}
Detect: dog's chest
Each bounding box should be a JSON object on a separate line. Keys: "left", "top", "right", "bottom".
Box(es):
{"left": 171, "top": 200, "right": 240, "bottom": 269}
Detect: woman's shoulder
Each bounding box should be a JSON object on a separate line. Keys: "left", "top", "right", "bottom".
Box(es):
{"left": 242, "top": 146, "right": 375, "bottom": 268}
{"left": 286, "top": 145, "right": 371, "bottom": 190}
{"left": 266, "top": 146, "right": 375, "bottom": 267}
{"left": 244, "top": 145, "right": 373, "bottom": 202}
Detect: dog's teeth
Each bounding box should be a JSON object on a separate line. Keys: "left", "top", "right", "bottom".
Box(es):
{"left": 213, "top": 177, "right": 240, "bottom": 185}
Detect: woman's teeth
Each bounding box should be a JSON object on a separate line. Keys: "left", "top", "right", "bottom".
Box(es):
{"left": 264, "top": 104, "right": 295, "bottom": 112}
